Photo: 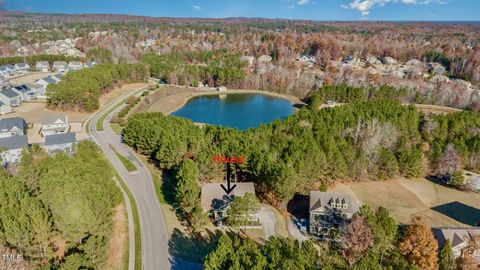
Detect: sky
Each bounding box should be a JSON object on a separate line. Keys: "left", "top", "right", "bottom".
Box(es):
{"left": 2, "top": 0, "right": 479, "bottom": 21}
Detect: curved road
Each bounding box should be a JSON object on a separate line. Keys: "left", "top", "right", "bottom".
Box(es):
{"left": 88, "top": 86, "right": 172, "bottom": 270}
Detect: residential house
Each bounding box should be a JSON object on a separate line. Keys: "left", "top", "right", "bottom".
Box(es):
{"left": 257, "top": 55, "right": 273, "bottom": 64}
{"left": 68, "top": 61, "right": 84, "bottom": 71}
{"left": 35, "top": 61, "right": 50, "bottom": 72}
{"left": 405, "top": 59, "right": 423, "bottom": 67}
{"left": 44, "top": 132, "right": 76, "bottom": 155}
{"left": 201, "top": 182, "right": 258, "bottom": 223}
{"left": 41, "top": 114, "right": 69, "bottom": 136}
{"left": 432, "top": 227, "right": 480, "bottom": 264}
{"left": 52, "top": 61, "right": 68, "bottom": 72}
{"left": 0, "top": 88, "right": 22, "bottom": 107}
{"left": 11, "top": 84, "right": 37, "bottom": 101}
{"left": 382, "top": 57, "right": 398, "bottom": 65}
{"left": 298, "top": 55, "right": 316, "bottom": 64}
{"left": 84, "top": 61, "right": 97, "bottom": 69}
{"left": 309, "top": 191, "right": 360, "bottom": 239}
{"left": 0, "top": 135, "right": 28, "bottom": 166}
{"left": 0, "top": 101, "right": 12, "bottom": 115}
{"left": 367, "top": 56, "right": 382, "bottom": 66}
{"left": 24, "top": 83, "right": 45, "bottom": 98}
{"left": 51, "top": 73, "right": 63, "bottom": 82}
{"left": 0, "top": 65, "right": 15, "bottom": 76}
{"left": 0, "top": 117, "right": 26, "bottom": 138}
{"left": 14, "top": 63, "right": 31, "bottom": 74}
{"left": 35, "top": 75, "right": 61, "bottom": 97}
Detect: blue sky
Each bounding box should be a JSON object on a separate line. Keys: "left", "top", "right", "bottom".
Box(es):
{"left": 2, "top": 0, "right": 479, "bottom": 21}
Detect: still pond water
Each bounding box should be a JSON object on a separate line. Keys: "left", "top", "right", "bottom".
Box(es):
{"left": 171, "top": 93, "right": 295, "bottom": 130}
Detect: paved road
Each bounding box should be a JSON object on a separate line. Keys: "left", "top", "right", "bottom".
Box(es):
{"left": 88, "top": 86, "right": 172, "bottom": 270}
{"left": 258, "top": 207, "right": 277, "bottom": 240}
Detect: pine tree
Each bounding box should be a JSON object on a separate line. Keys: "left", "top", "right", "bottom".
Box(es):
{"left": 439, "top": 240, "right": 456, "bottom": 270}
{"left": 174, "top": 159, "right": 201, "bottom": 213}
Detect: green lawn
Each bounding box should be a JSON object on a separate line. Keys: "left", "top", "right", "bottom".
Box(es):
{"left": 115, "top": 151, "right": 137, "bottom": 172}
{"left": 111, "top": 123, "right": 123, "bottom": 135}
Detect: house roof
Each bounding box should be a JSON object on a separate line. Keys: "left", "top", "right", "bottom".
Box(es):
{"left": 432, "top": 227, "right": 480, "bottom": 249}
{"left": 309, "top": 191, "right": 360, "bottom": 215}
{"left": 53, "top": 61, "right": 68, "bottom": 67}
{"left": 13, "top": 84, "right": 31, "bottom": 93}
{"left": 0, "top": 117, "right": 26, "bottom": 133}
{"left": 201, "top": 182, "right": 255, "bottom": 211}
{"left": 52, "top": 74, "right": 63, "bottom": 81}
{"left": 1, "top": 88, "right": 21, "bottom": 98}
{"left": 45, "top": 132, "right": 76, "bottom": 146}
{"left": 0, "top": 135, "right": 28, "bottom": 150}
{"left": 36, "top": 61, "right": 49, "bottom": 67}
{"left": 41, "top": 76, "right": 57, "bottom": 84}
{"left": 42, "top": 114, "right": 68, "bottom": 125}
{"left": 15, "top": 63, "right": 29, "bottom": 68}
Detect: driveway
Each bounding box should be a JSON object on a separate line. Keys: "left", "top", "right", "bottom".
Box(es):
{"left": 258, "top": 206, "right": 277, "bottom": 240}
{"left": 287, "top": 217, "right": 308, "bottom": 242}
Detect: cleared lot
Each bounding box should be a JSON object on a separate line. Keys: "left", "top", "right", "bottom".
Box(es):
{"left": 330, "top": 177, "right": 480, "bottom": 227}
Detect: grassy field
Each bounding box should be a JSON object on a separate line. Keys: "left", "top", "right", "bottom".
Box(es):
{"left": 331, "top": 177, "right": 480, "bottom": 226}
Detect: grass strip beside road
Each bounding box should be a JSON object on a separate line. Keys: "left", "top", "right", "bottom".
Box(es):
{"left": 96, "top": 100, "right": 125, "bottom": 131}
{"left": 112, "top": 170, "right": 142, "bottom": 270}
{"left": 110, "top": 146, "right": 137, "bottom": 172}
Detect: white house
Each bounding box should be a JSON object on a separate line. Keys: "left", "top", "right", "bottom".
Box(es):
{"left": 35, "top": 61, "right": 50, "bottom": 72}
{"left": 68, "top": 61, "right": 84, "bottom": 71}
{"left": 84, "top": 61, "right": 97, "bottom": 69}
{"left": 11, "top": 85, "right": 37, "bottom": 101}
{"left": 0, "top": 135, "right": 28, "bottom": 166}
{"left": 41, "top": 114, "right": 69, "bottom": 136}
{"left": 0, "top": 117, "right": 26, "bottom": 138}
{"left": 432, "top": 228, "right": 480, "bottom": 264}
{"left": 44, "top": 132, "right": 76, "bottom": 155}
{"left": 0, "top": 88, "right": 22, "bottom": 107}
{"left": 52, "top": 61, "right": 68, "bottom": 72}
{"left": 14, "top": 63, "right": 31, "bottom": 74}
{"left": 0, "top": 65, "right": 15, "bottom": 76}
{"left": 35, "top": 75, "right": 61, "bottom": 97}
{"left": 0, "top": 101, "right": 12, "bottom": 115}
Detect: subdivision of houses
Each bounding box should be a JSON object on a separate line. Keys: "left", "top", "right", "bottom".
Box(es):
{"left": 201, "top": 182, "right": 259, "bottom": 225}
{"left": 41, "top": 114, "right": 69, "bottom": 136}
{"left": 35, "top": 61, "right": 50, "bottom": 72}
{"left": 0, "top": 135, "right": 28, "bottom": 166}
{"left": 0, "top": 117, "right": 26, "bottom": 138}
{"left": 309, "top": 191, "right": 360, "bottom": 239}
{"left": 52, "top": 61, "right": 68, "bottom": 72}
{"left": 44, "top": 132, "right": 76, "bottom": 155}
{"left": 0, "top": 88, "right": 23, "bottom": 107}
{"left": 432, "top": 227, "right": 480, "bottom": 264}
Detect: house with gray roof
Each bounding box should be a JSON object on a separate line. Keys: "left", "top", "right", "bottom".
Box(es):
{"left": 44, "top": 132, "right": 76, "bottom": 155}
{"left": 35, "top": 75, "right": 62, "bottom": 97}
{"left": 11, "top": 84, "right": 37, "bottom": 101}
{"left": 0, "top": 88, "right": 22, "bottom": 107}
{"left": 0, "top": 65, "right": 15, "bottom": 76}
{"left": 14, "top": 63, "right": 31, "bottom": 73}
{"left": 0, "top": 117, "right": 26, "bottom": 138}
{"left": 41, "top": 114, "right": 69, "bottom": 136}
{"left": 35, "top": 61, "right": 50, "bottom": 72}
{"left": 0, "top": 135, "right": 28, "bottom": 166}
{"left": 309, "top": 191, "right": 361, "bottom": 239}
{"left": 52, "top": 61, "right": 68, "bottom": 72}
{"left": 432, "top": 227, "right": 480, "bottom": 264}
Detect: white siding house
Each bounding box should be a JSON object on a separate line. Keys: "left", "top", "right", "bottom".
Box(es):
{"left": 44, "top": 132, "right": 76, "bottom": 155}
{"left": 35, "top": 61, "right": 50, "bottom": 72}
{"left": 0, "top": 117, "right": 26, "bottom": 138}
{"left": 0, "top": 101, "right": 12, "bottom": 115}
{"left": 68, "top": 61, "right": 84, "bottom": 71}
{"left": 0, "top": 135, "right": 28, "bottom": 166}
{"left": 0, "top": 88, "right": 22, "bottom": 107}
{"left": 41, "top": 114, "right": 69, "bottom": 136}
{"left": 14, "top": 63, "right": 31, "bottom": 74}
{"left": 52, "top": 61, "right": 68, "bottom": 72}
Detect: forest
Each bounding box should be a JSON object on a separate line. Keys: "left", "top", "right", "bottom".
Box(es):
{"left": 204, "top": 207, "right": 477, "bottom": 270}
{"left": 122, "top": 90, "right": 480, "bottom": 202}
{"left": 47, "top": 63, "right": 149, "bottom": 112}
{"left": 141, "top": 50, "right": 247, "bottom": 87}
{"left": 0, "top": 142, "right": 122, "bottom": 269}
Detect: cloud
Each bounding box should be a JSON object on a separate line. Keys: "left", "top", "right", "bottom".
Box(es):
{"left": 192, "top": 5, "right": 201, "bottom": 11}
{"left": 298, "top": 0, "right": 311, "bottom": 5}
{"left": 342, "top": 0, "right": 445, "bottom": 15}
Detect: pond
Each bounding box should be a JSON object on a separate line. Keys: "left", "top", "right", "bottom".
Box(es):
{"left": 171, "top": 93, "right": 295, "bottom": 130}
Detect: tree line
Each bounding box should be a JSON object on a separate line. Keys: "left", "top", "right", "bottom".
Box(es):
{"left": 123, "top": 95, "right": 480, "bottom": 203}
{"left": 47, "top": 63, "right": 149, "bottom": 112}
{"left": 0, "top": 142, "right": 122, "bottom": 269}
{"left": 0, "top": 54, "right": 80, "bottom": 67}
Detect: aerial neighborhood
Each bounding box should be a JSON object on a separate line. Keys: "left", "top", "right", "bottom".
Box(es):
{"left": 0, "top": 6, "right": 480, "bottom": 270}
